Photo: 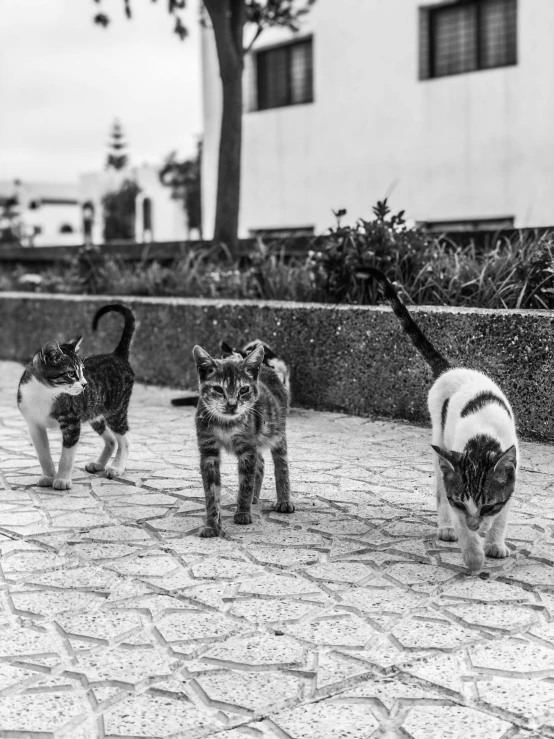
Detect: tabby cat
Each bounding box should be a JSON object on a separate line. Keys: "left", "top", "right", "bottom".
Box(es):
{"left": 361, "top": 267, "right": 517, "bottom": 572}
{"left": 171, "top": 338, "right": 290, "bottom": 406}
{"left": 18, "top": 304, "right": 135, "bottom": 490}
{"left": 193, "top": 343, "right": 294, "bottom": 537}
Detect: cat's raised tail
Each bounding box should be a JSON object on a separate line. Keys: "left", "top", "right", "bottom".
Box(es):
{"left": 92, "top": 303, "right": 136, "bottom": 359}
{"left": 358, "top": 267, "right": 451, "bottom": 379}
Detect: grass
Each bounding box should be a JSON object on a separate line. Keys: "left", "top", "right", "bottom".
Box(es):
{"left": 2, "top": 209, "right": 554, "bottom": 310}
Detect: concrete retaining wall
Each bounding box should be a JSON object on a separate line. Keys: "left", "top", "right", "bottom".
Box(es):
{"left": 1, "top": 293, "right": 553, "bottom": 441}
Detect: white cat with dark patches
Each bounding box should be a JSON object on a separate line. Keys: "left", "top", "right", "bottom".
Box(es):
{"left": 361, "top": 268, "right": 518, "bottom": 572}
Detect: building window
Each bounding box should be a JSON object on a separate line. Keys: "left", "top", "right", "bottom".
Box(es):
{"left": 420, "top": 216, "right": 514, "bottom": 232}
{"left": 419, "top": 0, "right": 517, "bottom": 80}
{"left": 250, "top": 37, "right": 313, "bottom": 111}
{"left": 59, "top": 223, "right": 74, "bottom": 234}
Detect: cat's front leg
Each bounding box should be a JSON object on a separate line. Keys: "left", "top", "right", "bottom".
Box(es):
{"left": 271, "top": 441, "right": 295, "bottom": 514}
{"left": 434, "top": 457, "right": 457, "bottom": 542}
{"left": 28, "top": 424, "right": 56, "bottom": 487}
{"left": 455, "top": 524, "right": 485, "bottom": 572}
{"left": 199, "top": 447, "right": 223, "bottom": 537}
{"left": 485, "top": 500, "right": 511, "bottom": 559}
{"left": 54, "top": 420, "right": 80, "bottom": 490}
{"left": 235, "top": 448, "right": 257, "bottom": 524}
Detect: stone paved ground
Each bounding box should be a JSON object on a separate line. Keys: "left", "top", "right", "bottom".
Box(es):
{"left": 0, "top": 360, "right": 553, "bottom": 738}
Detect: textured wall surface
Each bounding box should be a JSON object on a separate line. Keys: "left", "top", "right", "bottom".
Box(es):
{"left": 1, "top": 292, "right": 553, "bottom": 441}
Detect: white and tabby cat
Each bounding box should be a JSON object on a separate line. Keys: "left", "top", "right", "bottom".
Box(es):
{"left": 18, "top": 304, "right": 135, "bottom": 490}
{"left": 363, "top": 268, "right": 517, "bottom": 572}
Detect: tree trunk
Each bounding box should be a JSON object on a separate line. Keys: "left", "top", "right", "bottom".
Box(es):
{"left": 204, "top": 0, "right": 245, "bottom": 249}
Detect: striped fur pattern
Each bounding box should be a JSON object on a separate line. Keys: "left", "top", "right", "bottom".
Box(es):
{"left": 17, "top": 304, "right": 136, "bottom": 490}
{"left": 193, "top": 344, "right": 294, "bottom": 538}
{"left": 366, "top": 268, "right": 518, "bottom": 572}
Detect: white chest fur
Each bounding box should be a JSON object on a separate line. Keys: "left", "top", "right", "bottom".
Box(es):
{"left": 19, "top": 377, "right": 62, "bottom": 429}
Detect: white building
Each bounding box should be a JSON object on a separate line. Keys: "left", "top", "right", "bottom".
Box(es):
{"left": 0, "top": 180, "right": 81, "bottom": 246}
{"left": 201, "top": 0, "right": 553, "bottom": 237}
{"left": 80, "top": 164, "right": 188, "bottom": 245}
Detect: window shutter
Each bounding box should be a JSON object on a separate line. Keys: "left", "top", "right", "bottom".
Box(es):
{"left": 418, "top": 7, "right": 431, "bottom": 80}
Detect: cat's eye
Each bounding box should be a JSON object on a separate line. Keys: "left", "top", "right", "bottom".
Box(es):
{"left": 450, "top": 500, "right": 466, "bottom": 511}
{"left": 481, "top": 503, "right": 502, "bottom": 516}
{"left": 239, "top": 387, "right": 249, "bottom": 395}
{"left": 212, "top": 385, "right": 224, "bottom": 395}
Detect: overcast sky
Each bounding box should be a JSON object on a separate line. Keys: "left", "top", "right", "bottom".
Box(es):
{"left": 0, "top": 0, "right": 202, "bottom": 184}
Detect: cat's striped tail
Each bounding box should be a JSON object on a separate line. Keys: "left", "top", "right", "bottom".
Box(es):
{"left": 358, "top": 267, "right": 451, "bottom": 379}
{"left": 92, "top": 303, "right": 136, "bottom": 359}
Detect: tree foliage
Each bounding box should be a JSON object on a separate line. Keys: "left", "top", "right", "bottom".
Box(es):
{"left": 102, "top": 179, "right": 141, "bottom": 242}
{"left": 92, "top": 0, "right": 316, "bottom": 245}
{"left": 106, "top": 119, "right": 129, "bottom": 171}
{"left": 160, "top": 139, "right": 202, "bottom": 237}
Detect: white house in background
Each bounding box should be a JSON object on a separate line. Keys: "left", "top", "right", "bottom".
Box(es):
{"left": 80, "top": 164, "right": 188, "bottom": 245}
{"left": 201, "top": 0, "right": 554, "bottom": 237}
{"left": 0, "top": 180, "right": 81, "bottom": 246}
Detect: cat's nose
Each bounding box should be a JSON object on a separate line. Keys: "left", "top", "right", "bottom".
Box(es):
{"left": 227, "top": 399, "right": 237, "bottom": 409}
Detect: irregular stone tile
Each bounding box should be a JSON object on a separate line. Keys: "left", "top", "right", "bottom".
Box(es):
{"left": 157, "top": 611, "right": 237, "bottom": 643}
{"left": 0, "top": 693, "right": 85, "bottom": 733}
{"left": 230, "top": 598, "right": 319, "bottom": 625}
{"left": 191, "top": 557, "right": 265, "bottom": 580}
{"left": 504, "top": 563, "right": 554, "bottom": 588}
{"left": 204, "top": 634, "right": 304, "bottom": 667}
{"left": 342, "top": 676, "right": 446, "bottom": 707}
{"left": 0, "top": 627, "right": 61, "bottom": 659}
{"left": 287, "top": 613, "right": 376, "bottom": 648}
{"left": 469, "top": 639, "right": 554, "bottom": 675}
{"left": 308, "top": 519, "right": 371, "bottom": 537}
{"left": 0, "top": 663, "right": 36, "bottom": 691}
{"left": 404, "top": 652, "right": 468, "bottom": 694}
{"left": 441, "top": 578, "right": 534, "bottom": 603}
{"left": 386, "top": 563, "right": 454, "bottom": 587}
{"left": 105, "top": 555, "right": 178, "bottom": 577}
{"left": 22, "top": 564, "right": 117, "bottom": 590}
{"left": 316, "top": 651, "right": 371, "bottom": 690}
{"left": 102, "top": 693, "right": 222, "bottom": 736}
{"left": 76, "top": 646, "right": 176, "bottom": 684}
{"left": 392, "top": 618, "right": 480, "bottom": 651}
{"left": 56, "top": 610, "right": 142, "bottom": 642}
{"left": 10, "top": 590, "right": 105, "bottom": 616}
{"left": 338, "top": 586, "right": 425, "bottom": 615}
{"left": 302, "top": 562, "right": 371, "bottom": 584}
{"left": 196, "top": 669, "right": 300, "bottom": 713}
{"left": 444, "top": 603, "right": 542, "bottom": 633}
{"left": 402, "top": 704, "right": 512, "bottom": 739}
{"left": 249, "top": 547, "right": 320, "bottom": 568}
{"left": 238, "top": 574, "right": 323, "bottom": 598}
{"left": 274, "top": 701, "right": 379, "bottom": 738}
{"left": 476, "top": 675, "right": 554, "bottom": 723}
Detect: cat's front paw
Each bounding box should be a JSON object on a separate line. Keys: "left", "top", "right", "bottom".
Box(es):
{"left": 272, "top": 501, "right": 295, "bottom": 514}
{"left": 53, "top": 478, "right": 72, "bottom": 491}
{"left": 105, "top": 466, "right": 124, "bottom": 479}
{"left": 37, "top": 475, "right": 54, "bottom": 487}
{"left": 463, "top": 549, "right": 484, "bottom": 572}
{"left": 234, "top": 511, "right": 253, "bottom": 525}
{"left": 85, "top": 462, "right": 105, "bottom": 473}
{"left": 485, "top": 542, "right": 510, "bottom": 559}
{"left": 438, "top": 527, "right": 458, "bottom": 542}
{"left": 200, "top": 525, "right": 224, "bottom": 538}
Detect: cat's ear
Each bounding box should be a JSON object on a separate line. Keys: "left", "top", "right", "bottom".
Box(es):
{"left": 39, "top": 340, "right": 62, "bottom": 365}
{"left": 493, "top": 445, "right": 517, "bottom": 481}
{"left": 220, "top": 341, "right": 234, "bottom": 356}
{"left": 431, "top": 445, "right": 460, "bottom": 479}
{"left": 242, "top": 344, "right": 264, "bottom": 378}
{"left": 63, "top": 336, "right": 83, "bottom": 354}
{"left": 193, "top": 345, "right": 216, "bottom": 377}
{"left": 260, "top": 343, "right": 276, "bottom": 360}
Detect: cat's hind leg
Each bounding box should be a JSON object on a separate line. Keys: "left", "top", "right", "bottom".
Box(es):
{"left": 271, "top": 440, "right": 295, "bottom": 514}
{"left": 85, "top": 418, "right": 116, "bottom": 473}
{"left": 54, "top": 419, "right": 80, "bottom": 490}
{"left": 434, "top": 456, "right": 457, "bottom": 542}
{"left": 104, "top": 413, "right": 130, "bottom": 479}
{"left": 235, "top": 448, "right": 257, "bottom": 524}
{"left": 485, "top": 500, "right": 511, "bottom": 559}
{"left": 252, "top": 453, "right": 265, "bottom": 504}
{"left": 28, "top": 424, "right": 56, "bottom": 487}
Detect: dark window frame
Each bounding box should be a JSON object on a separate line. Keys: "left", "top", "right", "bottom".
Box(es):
{"left": 253, "top": 36, "right": 314, "bottom": 112}
{"left": 420, "top": 0, "right": 517, "bottom": 80}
